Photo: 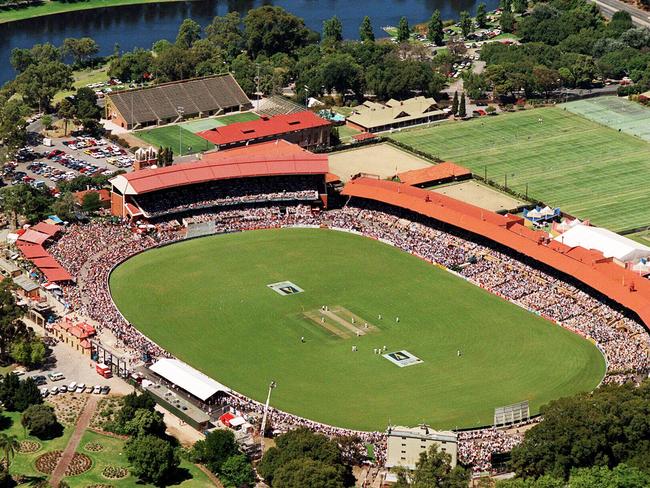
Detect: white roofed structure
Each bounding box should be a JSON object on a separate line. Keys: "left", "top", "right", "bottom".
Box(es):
{"left": 554, "top": 224, "right": 650, "bottom": 264}
{"left": 150, "top": 358, "right": 229, "bottom": 401}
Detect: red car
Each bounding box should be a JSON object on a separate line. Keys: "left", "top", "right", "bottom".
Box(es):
{"left": 47, "top": 149, "right": 64, "bottom": 159}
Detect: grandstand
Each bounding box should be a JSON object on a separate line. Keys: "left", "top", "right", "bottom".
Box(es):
{"left": 105, "top": 74, "right": 252, "bottom": 130}
{"left": 109, "top": 140, "right": 329, "bottom": 219}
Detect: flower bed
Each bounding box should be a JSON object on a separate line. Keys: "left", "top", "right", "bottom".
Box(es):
{"left": 102, "top": 465, "right": 128, "bottom": 479}
{"left": 17, "top": 440, "right": 41, "bottom": 453}
{"left": 35, "top": 451, "right": 62, "bottom": 474}
{"left": 84, "top": 441, "right": 104, "bottom": 452}
{"left": 66, "top": 452, "right": 93, "bottom": 476}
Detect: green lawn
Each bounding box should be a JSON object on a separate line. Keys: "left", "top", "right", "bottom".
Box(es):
{"left": 110, "top": 229, "right": 605, "bottom": 431}
{"left": 336, "top": 124, "right": 361, "bottom": 142}
{"left": 53, "top": 64, "right": 112, "bottom": 104}
{"left": 0, "top": 0, "right": 182, "bottom": 24}
{"left": 1, "top": 410, "right": 73, "bottom": 480}
{"left": 135, "top": 126, "right": 214, "bottom": 156}
{"left": 214, "top": 112, "right": 260, "bottom": 125}
{"left": 62, "top": 430, "right": 212, "bottom": 487}
{"left": 391, "top": 107, "right": 650, "bottom": 232}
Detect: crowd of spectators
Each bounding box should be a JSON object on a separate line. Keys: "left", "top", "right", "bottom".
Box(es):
{"left": 41, "top": 198, "right": 650, "bottom": 475}
{"left": 133, "top": 176, "right": 321, "bottom": 218}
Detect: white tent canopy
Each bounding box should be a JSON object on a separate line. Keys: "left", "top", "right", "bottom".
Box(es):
{"left": 150, "top": 358, "right": 229, "bottom": 401}
{"left": 555, "top": 224, "right": 650, "bottom": 263}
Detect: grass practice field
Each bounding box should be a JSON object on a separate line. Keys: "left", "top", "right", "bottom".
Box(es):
{"left": 110, "top": 229, "right": 605, "bottom": 431}
{"left": 391, "top": 107, "right": 650, "bottom": 232}
{"left": 135, "top": 126, "right": 214, "bottom": 156}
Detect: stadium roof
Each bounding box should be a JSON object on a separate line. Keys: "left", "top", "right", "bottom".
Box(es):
{"left": 347, "top": 96, "right": 444, "bottom": 130}
{"left": 107, "top": 74, "right": 251, "bottom": 127}
{"left": 342, "top": 178, "right": 650, "bottom": 329}
{"left": 555, "top": 224, "right": 650, "bottom": 263}
{"left": 197, "top": 111, "right": 330, "bottom": 146}
{"left": 31, "top": 222, "right": 61, "bottom": 237}
{"left": 110, "top": 140, "right": 328, "bottom": 195}
{"left": 150, "top": 358, "right": 229, "bottom": 401}
{"left": 396, "top": 162, "right": 471, "bottom": 186}
{"left": 19, "top": 229, "right": 51, "bottom": 245}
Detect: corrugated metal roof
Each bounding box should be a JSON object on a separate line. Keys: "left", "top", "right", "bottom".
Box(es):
{"left": 197, "top": 111, "right": 330, "bottom": 146}
{"left": 342, "top": 178, "right": 650, "bottom": 328}
{"left": 150, "top": 358, "right": 229, "bottom": 401}
{"left": 397, "top": 162, "right": 471, "bottom": 186}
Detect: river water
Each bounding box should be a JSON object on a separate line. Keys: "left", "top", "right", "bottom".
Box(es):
{"left": 0, "top": 0, "right": 497, "bottom": 84}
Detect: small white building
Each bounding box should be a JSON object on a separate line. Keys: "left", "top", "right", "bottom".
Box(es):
{"left": 554, "top": 224, "right": 650, "bottom": 265}
{"left": 386, "top": 425, "right": 458, "bottom": 470}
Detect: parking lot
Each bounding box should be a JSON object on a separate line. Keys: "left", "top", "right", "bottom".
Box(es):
{"left": 2, "top": 134, "right": 134, "bottom": 189}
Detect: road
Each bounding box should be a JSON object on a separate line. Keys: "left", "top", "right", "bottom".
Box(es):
{"left": 589, "top": 0, "right": 650, "bottom": 26}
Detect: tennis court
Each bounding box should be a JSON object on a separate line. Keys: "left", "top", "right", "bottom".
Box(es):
{"left": 563, "top": 97, "right": 650, "bottom": 141}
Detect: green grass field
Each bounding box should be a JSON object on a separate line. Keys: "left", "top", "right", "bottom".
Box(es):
{"left": 391, "top": 107, "right": 650, "bottom": 232}
{"left": 110, "top": 229, "right": 605, "bottom": 431}
{"left": 0, "top": 0, "right": 182, "bottom": 24}
{"left": 135, "top": 126, "right": 214, "bottom": 156}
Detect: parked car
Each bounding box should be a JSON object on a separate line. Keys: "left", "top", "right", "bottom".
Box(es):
{"left": 40, "top": 388, "right": 49, "bottom": 398}
{"left": 76, "top": 383, "right": 86, "bottom": 393}
{"left": 32, "top": 375, "right": 47, "bottom": 385}
{"left": 49, "top": 387, "right": 59, "bottom": 395}
{"left": 93, "top": 385, "right": 102, "bottom": 394}
{"left": 100, "top": 386, "right": 110, "bottom": 395}
{"left": 48, "top": 372, "right": 64, "bottom": 381}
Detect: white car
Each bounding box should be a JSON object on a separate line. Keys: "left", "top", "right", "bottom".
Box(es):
{"left": 93, "top": 385, "right": 102, "bottom": 394}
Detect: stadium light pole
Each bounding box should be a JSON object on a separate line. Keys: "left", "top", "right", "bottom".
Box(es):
{"left": 176, "top": 106, "right": 184, "bottom": 157}
{"left": 260, "top": 380, "right": 276, "bottom": 454}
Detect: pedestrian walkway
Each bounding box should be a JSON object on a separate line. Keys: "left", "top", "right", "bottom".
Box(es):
{"left": 50, "top": 396, "right": 99, "bottom": 487}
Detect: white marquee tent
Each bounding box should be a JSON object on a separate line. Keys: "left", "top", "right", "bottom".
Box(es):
{"left": 150, "top": 358, "right": 230, "bottom": 401}
{"left": 554, "top": 224, "right": 650, "bottom": 263}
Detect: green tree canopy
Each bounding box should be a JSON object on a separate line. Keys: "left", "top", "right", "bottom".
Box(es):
{"left": 323, "top": 16, "right": 343, "bottom": 45}
{"left": 359, "top": 16, "right": 375, "bottom": 42}
{"left": 427, "top": 10, "right": 444, "bottom": 46}
{"left": 476, "top": 3, "right": 488, "bottom": 28}
{"left": 21, "top": 404, "right": 60, "bottom": 439}
{"left": 125, "top": 435, "right": 180, "bottom": 485}
{"left": 244, "top": 6, "right": 315, "bottom": 57}
{"left": 397, "top": 17, "right": 411, "bottom": 42}
{"left": 176, "top": 18, "right": 202, "bottom": 49}
{"left": 192, "top": 429, "right": 239, "bottom": 474}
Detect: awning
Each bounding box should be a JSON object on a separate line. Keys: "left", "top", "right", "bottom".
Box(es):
{"left": 229, "top": 416, "right": 246, "bottom": 427}
{"left": 150, "top": 358, "right": 229, "bottom": 401}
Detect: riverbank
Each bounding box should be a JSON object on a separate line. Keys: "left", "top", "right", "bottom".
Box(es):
{"left": 0, "top": 0, "right": 183, "bottom": 24}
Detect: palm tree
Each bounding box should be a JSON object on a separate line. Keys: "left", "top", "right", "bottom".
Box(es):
{"left": 0, "top": 433, "right": 20, "bottom": 468}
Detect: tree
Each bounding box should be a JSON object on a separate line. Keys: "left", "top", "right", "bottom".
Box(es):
{"left": 123, "top": 409, "right": 166, "bottom": 438}
{"left": 176, "top": 18, "right": 201, "bottom": 49}
{"left": 476, "top": 3, "right": 488, "bottom": 28}
{"left": 407, "top": 444, "right": 469, "bottom": 487}
{"left": 193, "top": 429, "right": 239, "bottom": 474}
{"left": 533, "top": 66, "right": 560, "bottom": 97}
{"left": 0, "top": 185, "right": 53, "bottom": 226}
{"left": 74, "top": 87, "right": 102, "bottom": 121}
{"left": 125, "top": 435, "right": 180, "bottom": 485}
{"left": 323, "top": 16, "right": 343, "bottom": 45}
{"left": 21, "top": 405, "right": 61, "bottom": 439}
{"left": 52, "top": 192, "right": 77, "bottom": 222}
{"left": 258, "top": 428, "right": 346, "bottom": 486}
{"left": 510, "top": 381, "right": 650, "bottom": 480}
{"left": 500, "top": 10, "right": 516, "bottom": 33}
{"left": 108, "top": 48, "right": 154, "bottom": 83}
{"left": 0, "top": 282, "right": 26, "bottom": 363}
{"left": 452, "top": 91, "right": 459, "bottom": 115}
{"left": 57, "top": 98, "right": 76, "bottom": 138}
{"left": 220, "top": 454, "right": 255, "bottom": 488}
{"left": 427, "top": 10, "right": 444, "bottom": 46}
{"left": 272, "top": 458, "right": 346, "bottom": 488}
{"left": 13, "top": 378, "right": 43, "bottom": 412}
{"left": 0, "top": 374, "right": 21, "bottom": 412}
{"left": 62, "top": 37, "right": 99, "bottom": 65}
{"left": 12, "top": 61, "right": 73, "bottom": 112}
{"left": 10, "top": 43, "right": 61, "bottom": 73}
{"left": 315, "top": 53, "right": 363, "bottom": 98}
{"left": 205, "top": 12, "right": 245, "bottom": 62}
{"left": 460, "top": 11, "right": 473, "bottom": 38}
{"left": 397, "top": 17, "right": 411, "bottom": 42}
{"left": 40, "top": 114, "right": 53, "bottom": 130}
{"left": 0, "top": 98, "right": 28, "bottom": 155}
{"left": 10, "top": 338, "right": 45, "bottom": 370}
{"left": 513, "top": 0, "right": 527, "bottom": 14}
{"left": 459, "top": 92, "right": 467, "bottom": 118}
{"left": 81, "top": 192, "right": 102, "bottom": 214}
{"left": 0, "top": 433, "right": 19, "bottom": 468}
{"left": 244, "top": 6, "right": 315, "bottom": 57}
{"left": 359, "top": 16, "right": 375, "bottom": 42}
{"left": 113, "top": 391, "right": 156, "bottom": 432}
{"left": 609, "top": 11, "right": 634, "bottom": 35}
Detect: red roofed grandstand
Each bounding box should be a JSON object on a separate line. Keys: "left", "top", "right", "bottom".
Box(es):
{"left": 15, "top": 223, "right": 73, "bottom": 282}
{"left": 109, "top": 140, "right": 329, "bottom": 219}
{"left": 342, "top": 177, "right": 650, "bottom": 329}
{"left": 197, "top": 111, "right": 331, "bottom": 150}
{"left": 395, "top": 162, "right": 472, "bottom": 187}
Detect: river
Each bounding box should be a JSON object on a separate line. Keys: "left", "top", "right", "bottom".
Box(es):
{"left": 0, "top": 0, "right": 498, "bottom": 85}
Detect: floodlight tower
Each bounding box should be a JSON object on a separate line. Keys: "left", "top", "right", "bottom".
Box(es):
{"left": 260, "top": 380, "right": 277, "bottom": 453}
{"left": 176, "top": 106, "right": 185, "bottom": 157}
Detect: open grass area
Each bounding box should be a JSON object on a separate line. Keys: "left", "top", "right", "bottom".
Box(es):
{"left": 110, "top": 229, "right": 605, "bottom": 431}
{"left": 336, "top": 124, "right": 361, "bottom": 142}
{"left": 61, "top": 430, "right": 212, "bottom": 487}
{"left": 134, "top": 125, "right": 214, "bottom": 156}
{"left": 214, "top": 112, "right": 260, "bottom": 126}
{"left": 0, "top": 0, "right": 182, "bottom": 24}
{"left": 53, "top": 64, "right": 112, "bottom": 104}
{"left": 391, "top": 107, "right": 650, "bottom": 232}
